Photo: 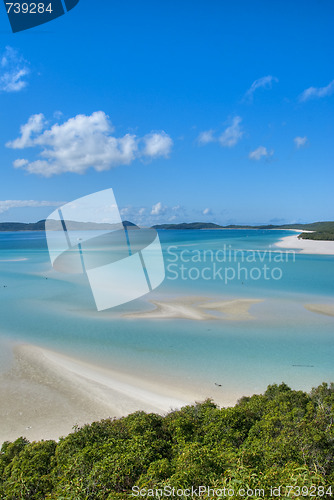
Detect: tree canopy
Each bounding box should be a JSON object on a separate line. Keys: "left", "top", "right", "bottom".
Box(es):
{"left": 0, "top": 382, "right": 333, "bottom": 499}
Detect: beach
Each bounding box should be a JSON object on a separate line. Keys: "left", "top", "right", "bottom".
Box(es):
{"left": 0, "top": 343, "right": 243, "bottom": 445}
{"left": 0, "top": 344, "right": 196, "bottom": 445}
{"left": 274, "top": 232, "right": 334, "bottom": 255}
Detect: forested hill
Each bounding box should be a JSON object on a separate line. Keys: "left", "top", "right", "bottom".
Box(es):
{"left": 0, "top": 220, "right": 46, "bottom": 231}
{"left": 0, "top": 382, "right": 333, "bottom": 499}
{"left": 0, "top": 220, "right": 137, "bottom": 231}
{"left": 1, "top": 219, "right": 333, "bottom": 234}
{"left": 153, "top": 221, "right": 334, "bottom": 231}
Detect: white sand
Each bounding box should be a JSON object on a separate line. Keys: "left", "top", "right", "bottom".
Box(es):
{"left": 0, "top": 344, "right": 192, "bottom": 445}
{"left": 274, "top": 233, "right": 334, "bottom": 255}
{"left": 123, "top": 296, "right": 263, "bottom": 321}
{"left": 305, "top": 304, "right": 334, "bottom": 318}
{"left": 0, "top": 342, "right": 246, "bottom": 445}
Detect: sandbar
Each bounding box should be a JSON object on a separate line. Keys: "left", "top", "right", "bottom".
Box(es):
{"left": 274, "top": 233, "right": 334, "bottom": 255}
{"left": 123, "top": 296, "right": 263, "bottom": 321}
{"left": 305, "top": 304, "right": 334, "bottom": 318}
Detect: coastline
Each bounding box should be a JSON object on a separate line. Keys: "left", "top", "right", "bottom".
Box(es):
{"left": 0, "top": 343, "right": 237, "bottom": 445}
{"left": 274, "top": 232, "right": 334, "bottom": 255}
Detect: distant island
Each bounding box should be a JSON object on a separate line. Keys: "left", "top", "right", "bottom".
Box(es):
{"left": 152, "top": 221, "right": 334, "bottom": 240}
{"left": 152, "top": 221, "right": 334, "bottom": 231}
{"left": 0, "top": 219, "right": 333, "bottom": 240}
{"left": 0, "top": 220, "right": 46, "bottom": 232}
{"left": 0, "top": 220, "right": 136, "bottom": 232}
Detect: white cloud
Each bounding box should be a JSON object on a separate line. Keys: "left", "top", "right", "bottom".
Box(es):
{"left": 119, "top": 207, "right": 130, "bottom": 216}
{"left": 142, "top": 132, "right": 173, "bottom": 158}
{"left": 9, "top": 114, "right": 45, "bottom": 149}
{"left": 197, "top": 129, "right": 215, "bottom": 145}
{"left": 0, "top": 200, "right": 64, "bottom": 214}
{"left": 294, "top": 136, "right": 308, "bottom": 148}
{"left": 115, "top": 206, "right": 147, "bottom": 226}
{"left": 117, "top": 203, "right": 199, "bottom": 226}
{"left": 244, "top": 75, "right": 278, "bottom": 101}
{"left": 13, "top": 159, "right": 29, "bottom": 168}
{"left": 7, "top": 112, "right": 173, "bottom": 177}
{"left": 219, "top": 116, "right": 243, "bottom": 147}
{"left": 202, "top": 208, "right": 212, "bottom": 215}
{"left": 249, "top": 146, "right": 273, "bottom": 160}
{"left": 151, "top": 202, "right": 164, "bottom": 216}
{"left": 0, "top": 46, "right": 30, "bottom": 92}
{"left": 299, "top": 79, "right": 334, "bottom": 102}
{"left": 197, "top": 118, "right": 243, "bottom": 148}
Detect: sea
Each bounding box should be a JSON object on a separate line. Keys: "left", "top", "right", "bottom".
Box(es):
{"left": 0, "top": 229, "right": 333, "bottom": 403}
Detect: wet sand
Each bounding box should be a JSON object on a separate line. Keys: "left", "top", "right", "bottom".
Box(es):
{"left": 123, "top": 296, "right": 263, "bottom": 321}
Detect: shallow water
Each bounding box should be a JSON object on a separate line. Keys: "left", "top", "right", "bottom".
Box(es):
{"left": 0, "top": 229, "right": 333, "bottom": 402}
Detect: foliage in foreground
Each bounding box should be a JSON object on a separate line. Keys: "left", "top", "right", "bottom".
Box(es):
{"left": 0, "top": 383, "right": 333, "bottom": 499}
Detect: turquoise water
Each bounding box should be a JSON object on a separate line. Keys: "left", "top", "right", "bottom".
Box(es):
{"left": 0, "top": 229, "right": 333, "bottom": 401}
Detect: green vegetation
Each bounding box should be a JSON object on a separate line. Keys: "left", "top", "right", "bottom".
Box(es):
{"left": 284, "top": 221, "right": 334, "bottom": 232}
{"left": 0, "top": 220, "right": 46, "bottom": 231}
{"left": 152, "top": 221, "right": 334, "bottom": 231}
{"left": 1, "top": 220, "right": 334, "bottom": 234}
{"left": 1, "top": 383, "right": 333, "bottom": 499}
{"left": 299, "top": 231, "right": 334, "bottom": 241}
{"left": 0, "top": 220, "right": 138, "bottom": 232}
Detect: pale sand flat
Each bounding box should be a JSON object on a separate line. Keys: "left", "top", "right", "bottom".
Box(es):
{"left": 274, "top": 234, "right": 334, "bottom": 255}
{"left": 0, "top": 258, "right": 28, "bottom": 262}
{"left": 0, "top": 344, "right": 192, "bottom": 445}
{"left": 199, "top": 299, "right": 264, "bottom": 320}
{"left": 305, "top": 304, "right": 334, "bottom": 318}
{"left": 123, "top": 297, "right": 263, "bottom": 321}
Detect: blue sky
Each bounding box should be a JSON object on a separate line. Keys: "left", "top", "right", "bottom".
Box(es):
{"left": 0, "top": 0, "right": 333, "bottom": 224}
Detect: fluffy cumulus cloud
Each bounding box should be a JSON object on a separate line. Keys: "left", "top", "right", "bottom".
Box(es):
{"left": 6, "top": 112, "right": 173, "bottom": 177}
{"left": 149, "top": 202, "right": 185, "bottom": 221}
{"left": 142, "top": 132, "right": 173, "bottom": 158}
{"left": 219, "top": 116, "right": 243, "bottom": 147}
{"left": 9, "top": 114, "right": 45, "bottom": 149}
{"left": 294, "top": 136, "right": 308, "bottom": 148}
{"left": 248, "top": 146, "right": 273, "bottom": 160}
{"left": 244, "top": 75, "right": 278, "bottom": 101}
{"left": 151, "top": 201, "right": 165, "bottom": 216}
{"left": 0, "top": 200, "right": 63, "bottom": 214}
{"left": 202, "top": 208, "right": 212, "bottom": 215}
{"left": 299, "top": 79, "right": 334, "bottom": 102}
{"left": 0, "top": 46, "right": 30, "bottom": 92}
